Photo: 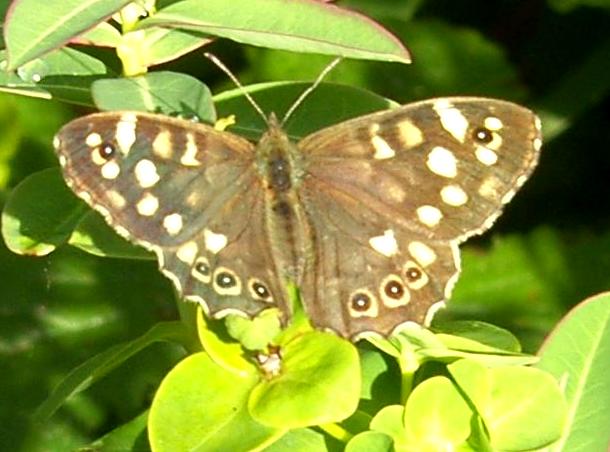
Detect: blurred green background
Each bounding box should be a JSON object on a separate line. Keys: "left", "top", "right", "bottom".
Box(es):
{"left": 1, "top": 0, "right": 609, "bottom": 449}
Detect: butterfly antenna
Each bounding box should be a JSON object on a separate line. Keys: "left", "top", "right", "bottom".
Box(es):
{"left": 281, "top": 57, "right": 342, "bottom": 127}
{"left": 204, "top": 52, "right": 268, "bottom": 125}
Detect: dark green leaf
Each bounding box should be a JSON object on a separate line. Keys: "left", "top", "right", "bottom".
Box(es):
{"left": 139, "top": 0, "right": 410, "bottom": 63}
{"left": 4, "top": 0, "right": 132, "bottom": 70}
{"left": 33, "top": 321, "right": 191, "bottom": 422}
{"left": 2, "top": 168, "right": 87, "bottom": 256}
{"left": 92, "top": 71, "right": 216, "bottom": 122}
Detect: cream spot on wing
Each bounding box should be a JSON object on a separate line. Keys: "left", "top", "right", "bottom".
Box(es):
{"left": 502, "top": 189, "right": 517, "bottom": 204}
{"left": 180, "top": 133, "right": 201, "bottom": 166}
{"left": 58, "top": 155, "right": 67, "bottom": 167}
{"left": 533, "top": 137, "right": 542, "bottom": 151}
{"left": 176, "top": 241, "right": 198, "bottom": 264}
{"left": 408, "top": 241, "right": 437, "bottom": 267}
{"left": 153, "top": 130, "right": 173, "bottom": 159}
{"left": 163, "top": 213, "right": 183, "bottom": 235}
{"left": 91, "top": 148, "right": 107, "bottom": 166}
{"left": 101, "top": 161, "right": 120, "bottom": 179}
{"left": 204, "top": 228, "right": 228, "bottom": 254}
{"left": 78, "top": 190, "right": 92, "bottom": 204}
{"left": 479, "top": 176, "right": 502, "bottom": 199}
{"left": 441, "top": 184, "right": 469, "bottom": 206}
{"left": 85, "top": 132, "right": 102, "bottom": 147}
{"left": 369, "top": 229, "right": 398, "bottom": 257}
{"left": 397, "top": 120, "right": 423, "bottom": 147}
{"left": 433, "top": 100, "right": 469, "bottom": 143}
{"left": 371, "top": 135, "right": 395, "bottom": 159}
{"left": 416, "top": 205, "right": 443, "bottom": 227}
{"left": 136, "top": 193, "right": 159, "bottom": 216}
{"left": 134, "top": 159, "right": 160, "bottom": 188}
{"left": 186, "top": 191, "right": 201, "bottom": 207}
{"left": 486, "top": 132, "right": 503, "bottom": 151}
{"left": 106, "top": 190, "right": 126, "bottom": 209}
{"left": 53, "top": 135, "right": 60, "bottom": 150}
{"left": 484, "top": 116, "right": 503, "bottom": 131}
{"left": 427, "top": 146, "right": 457, "bottom": 178}
{"left": 370, "top": 124, "right": 395, "bottom": 159}
{"left": 475, "top": 146, "right": 498, "bottom": 166}
{"left": 516, "top": 174, "right": 529, "bottom": 187}
{"left": 115, "top": 113, "right": 137, "bottom": 155}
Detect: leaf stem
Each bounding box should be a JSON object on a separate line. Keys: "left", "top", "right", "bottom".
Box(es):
{"left": 318, "top": 422, "right": 353, "bottom": 442}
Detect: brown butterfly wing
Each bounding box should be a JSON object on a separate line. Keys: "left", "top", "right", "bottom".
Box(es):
{"left": 297, "top": 97, "right": 541, "bottom": 338}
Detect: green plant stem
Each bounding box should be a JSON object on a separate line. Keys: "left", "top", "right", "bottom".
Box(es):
{"left": 318, "top": 422, "right": 353, "bottom": 443}
{"left": 396, "top": 335, "right": 420, "bottom": 404}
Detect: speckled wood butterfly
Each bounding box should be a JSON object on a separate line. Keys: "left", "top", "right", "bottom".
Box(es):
{"left": 53, "top": 96, "right": 541, "bottom": 340}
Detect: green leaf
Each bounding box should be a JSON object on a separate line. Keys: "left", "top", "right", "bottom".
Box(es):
{"left": 196, "top": 308, "right": 257, "bottom": 377}
{"left": 139, "top": 0, "right": 410, "bottom": 63}
{"left": 249, "top": 331, "right": 360, "bottom": 428}
{"left": 345, "top": 431, "right": 393, "bottom": 452}
{"left": 431, "top": 320, "right": 522, "bottom": 352}
{"left": 4, "top": 0, "right": 132, "bottom": 70}
{"left": 369, "top": 405, "right": 406, "bottom": 441}
{"left": 402, "top": 376, "right": 472, "bottom": 450}
{"left": 136, "top": 27, "right": 211, "bottom": 67}
{"left": 262, "top": 428, "right": 328, "bottom": 452}
{"left": 449, "top": 359, "right": 567, "bottom": 451}
{"left": 69, "top": 210, "right": 153, "bottom": 260}
{"left": 92, "top": 71, "right": 216, "bottom": 122}
{"left": 0, "top": 47, "right": 110, "bottom": 105}
{"left": 214, "top": 81, "right": 396, "bottom": 140}
{"left": 149, "top": 352, "right": 283, "bottom": 451}
{"left": 85, "top": 410, "right": 149, "bottom": 451}
{"left": 359, "top": 347, "right": 400, "bottom": 413}
{"left": 34, "top": 321, "right": 191, "bottom": 422}
{"left": 1, "top": 168, "right": 87, "bottom": 256}
{"left": 449, "top": 228, "right": 571, "bottom": 347}
{"left": 536, "top": 292, "right": 610, "bottom": 452}
{"left": 225, "top": 309, "right": 283, "bottom": 351}
{"left": 73, "top": 22, "right": 123, "bottom": 47}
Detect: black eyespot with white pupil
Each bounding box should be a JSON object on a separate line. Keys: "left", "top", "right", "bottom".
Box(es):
{"left": 351, "top": 292, "right": 371, "bottom": 311}
{"left": 216, "top": 271, "right": 236, "bottom": 288}
{"left": 195, "top": 261, "right": 210, "bottom": 276}
{"left": 384, "top": 280, "right": 405, "bottom": 299}
{"left": 473, "top": 127, "right": 493, "bottom": 144}
{"left": 252, "top": 281, "right": 270, "bottom": 299}
{"left": 99, "top": 142, "right": 116, "bottom": 159}
{"left": 405, "top": 267, "right": 422, "bottom": 282}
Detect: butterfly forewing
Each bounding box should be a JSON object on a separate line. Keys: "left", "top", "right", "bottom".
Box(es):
{"left": 299, "top": 98, "right": 541, "bottom": 241}
{"left": 54, "top": 97, "right": 542, "bottom": 340}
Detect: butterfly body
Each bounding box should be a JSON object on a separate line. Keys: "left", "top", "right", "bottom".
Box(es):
{"left": 54, "top": 97, "right": 542, "bottom": 340}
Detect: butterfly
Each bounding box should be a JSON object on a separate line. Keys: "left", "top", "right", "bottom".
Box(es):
{"left": 53, "top": 96, "right": 542, "bottom": 340}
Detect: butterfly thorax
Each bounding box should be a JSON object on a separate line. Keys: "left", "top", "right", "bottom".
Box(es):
{"left": 255, "top": 116, "right": 305, "bottom": 191}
